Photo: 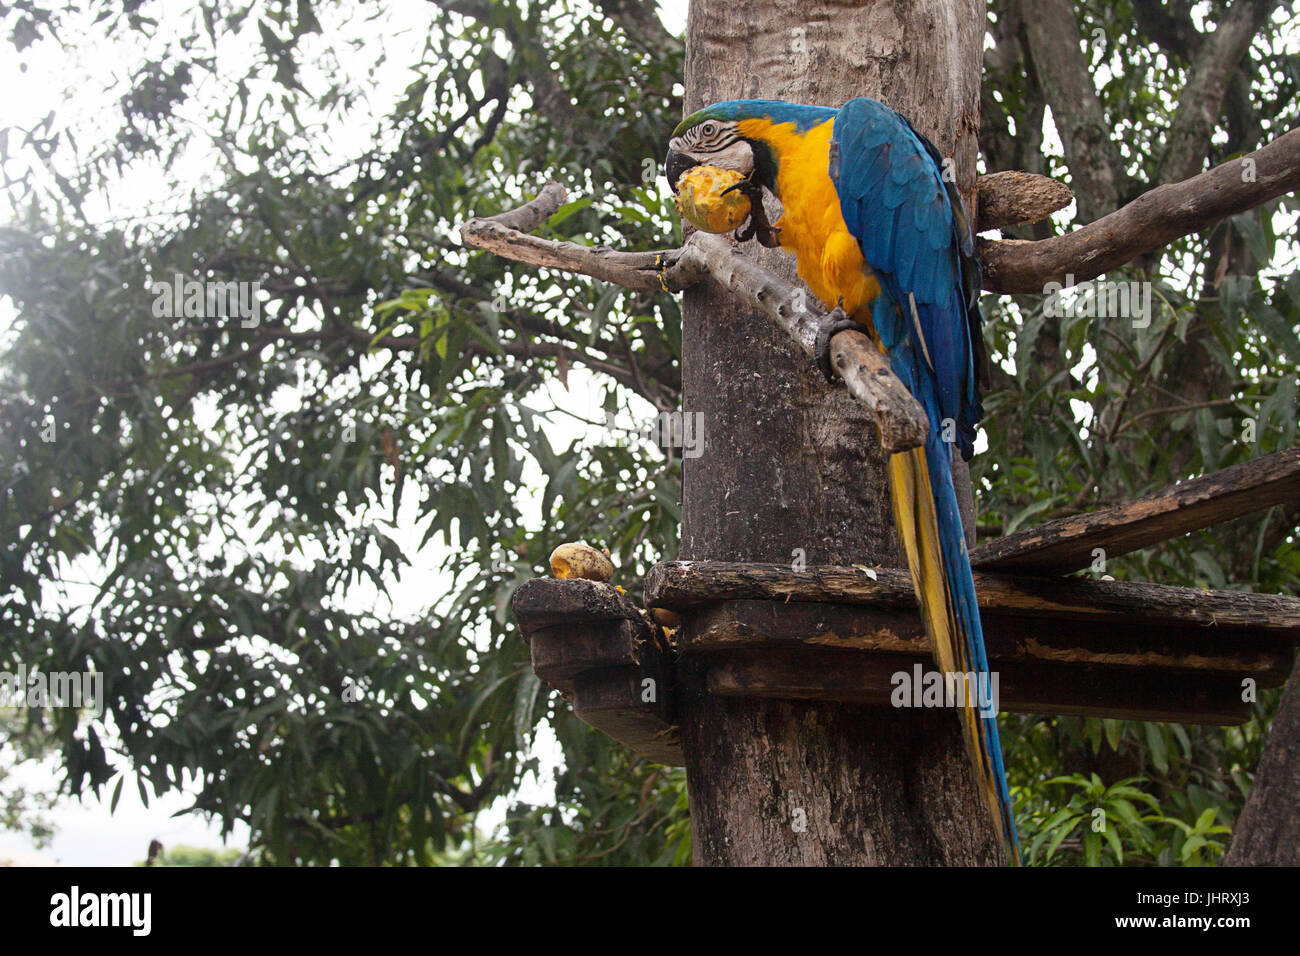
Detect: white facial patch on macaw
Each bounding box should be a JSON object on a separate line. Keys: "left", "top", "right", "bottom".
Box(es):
{"left": 681, "top": 137, "right": 753, "bottom": 173}
{"left": 669, "top": 121, "right": 754, "bottom": 175}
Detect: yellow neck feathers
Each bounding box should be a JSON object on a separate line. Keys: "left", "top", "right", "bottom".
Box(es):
{"left": 737, "top": 116, "right": 881, "bottom": 321}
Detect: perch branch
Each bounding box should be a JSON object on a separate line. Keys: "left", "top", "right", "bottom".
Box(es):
{"left": 459, "top": 171, "right": 1074, "bottom": 294}
{"left": 980, "top": 126, "right": 1300, "bottom": 292}
{"left": 461, "top": 184, "right": 928, "bottom": 452}
{"left": 461, "top": 184, "right": 695, "bottom": 292}
{"left": 675, "top": 233, "right": 929, "bottom": 452}
{"left": 458, "top": 129, "right": 1299, "bottom": 445}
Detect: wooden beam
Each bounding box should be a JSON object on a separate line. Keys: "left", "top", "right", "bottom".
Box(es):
{"left": 523, "top": 618, "right": 640, "bottom": 692}
{"left": 684, "top": 600, "right": 1294, "bottom": 684}
{"left": 971, "top": 447, "right": 1300, "bottom": 573}
{"left": 512, "top": 577, "right": 645, "bottom": 628}
{"left": 572, "top": 666, "right": 681, "bottom": 765}
{"left": 644, "top": 560, "right": 1300, "bottom": 636}
{"left": 706, "top": 647, "right": 1253, "bottom": 724}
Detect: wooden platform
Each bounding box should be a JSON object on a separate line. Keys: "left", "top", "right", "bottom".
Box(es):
{"left": 512, "top": 448, "right": 1300, "bottom": 765}
{"left": 646, "top": 563, "right": 1298, "bottom": 726}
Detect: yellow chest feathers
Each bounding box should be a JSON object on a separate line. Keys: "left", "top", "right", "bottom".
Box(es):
{"left": 737, "top": 116, "right": 880, "bottom": 320}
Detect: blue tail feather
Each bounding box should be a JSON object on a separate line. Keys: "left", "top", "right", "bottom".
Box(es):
{"left": 923, "top": 427, "right": 1021, "bottom": 861}
{"left": 877, "top": 290, "right": 1019, "bottom": 861}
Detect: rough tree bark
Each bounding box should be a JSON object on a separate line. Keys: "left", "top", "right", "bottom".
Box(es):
{"left": 1224, "top": 657, "right": 1300, "bottom": 866}
{"left": 676, "top": 0, "right": 1002, "bottom": 865}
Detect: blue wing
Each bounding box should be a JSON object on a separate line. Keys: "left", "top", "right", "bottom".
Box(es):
{"left": 832, "top": 98, "right": 1018, "bottom": 859}
{"left": 830, "top": 96, "right": 986, "bottom": 459}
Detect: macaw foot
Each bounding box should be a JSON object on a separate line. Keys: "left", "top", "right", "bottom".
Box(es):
{"left": 723, "top": 178, "right": 781, "bottom": 248}
{"left": 815, "top": 306, "right": 873, "bottom": 384}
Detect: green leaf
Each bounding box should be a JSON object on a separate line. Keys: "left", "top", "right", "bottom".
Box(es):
{"left": 547, "top": 196, "right": 594, "bottom": 229}
{"left": 1103, "top": 719, "right": 1124, "bottom": 751}
{"left": 1102, "top": 820, "right": 1123, "bottom": 864}
{"left": 1084, "top": 829, "right": 1102, "bottom": 867}
{"left": 1144, "top": 723, "right": 1169, "bottom": 774}
{"left": 1046, "top": 815, "right": 1083, "bottom": 861}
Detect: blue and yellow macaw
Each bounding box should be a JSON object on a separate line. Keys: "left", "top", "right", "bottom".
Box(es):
{"left": 666, "top": 97, "right": 1019, "bottom": 863}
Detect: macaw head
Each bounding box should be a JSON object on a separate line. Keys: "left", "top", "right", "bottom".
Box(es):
{"left": 664, "top": 99, "right": 835, "bottom": 194}
{"left": 665, "top": 104, "right": 757, "bottom": 189}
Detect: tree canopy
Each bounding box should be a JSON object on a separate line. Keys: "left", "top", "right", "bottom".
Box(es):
{"left": 0, "top": 0, "right": 1296, "bottom": 865}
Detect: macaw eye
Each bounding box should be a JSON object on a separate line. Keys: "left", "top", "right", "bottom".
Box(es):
{"left": 702, "top": 122, "right": 717, "bottom": 137}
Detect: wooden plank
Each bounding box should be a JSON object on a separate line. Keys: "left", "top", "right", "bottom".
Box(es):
{"left": 644, "top": 560, "right": 1300, "bottom": 636}
{"left": 525, "top": 618, "right": 641, "bottom": 693}
{"left": 512, "top": 565, "right": 1291, "bottom": 744}
{"left": 512, "top": 577, "right": 644, "bottom": 630}
{"left": 970, "top": 447, "right": 1300, "bottom": 573}
{"left": 573, "top": 665, "right": 682, "bottom": 765}
{"left": 646, "top": 560, "right": 917, "bottom": 610}
{"left": 707, "top": 647, "right": 1252, "bottom": 724}
{"left": 972, "top": 572, "right": 1300, "bottom": 634}
{"left": 684, "top": 600, "right": 1294, "bottom": 683}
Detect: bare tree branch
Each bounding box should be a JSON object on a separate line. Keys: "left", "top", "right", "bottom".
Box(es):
{"left": 460, "top": 190, "right": 690, "bottom": 292}
{"left": 459, "top": 121, "right": 1300, "bottom": 412}
{"left": 460, "top": 184, "right": 929, "bottom": 452}
{"left": 1161, "top": 0, "right": 1282, "bottom": 183}
{"left": 480, "top": 181, "right": 570, "bottom": 233}
{"left": 980, "top": 126, "right": 1300, "bottom": 293}
{"left": 1130, "top": 0, "right": 1197, "bottom": 57}
{"left": 461, "top": 172, "right": 1073, "bottom": 293}
{"left": 595, "top": 0, "right": 684, "bottom": 57}
{"left": 1016, "top": 0, "right": 1133, "bottom": 219}
{"left": 108, "top": 308, "right": 667, "bottom": 408}
{"left": 1224, "top": 656, "right": 1300, "bottom": 865}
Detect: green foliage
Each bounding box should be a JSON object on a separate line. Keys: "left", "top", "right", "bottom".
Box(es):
{"left": 0, "top": 0, "right": 685, "bottom": 866}
{"left": 0, "top": 710, "right": 58, "bottom": 849}
{"left": 1022, "top": 773, "right": 1162, "bottom": 866}
{"left": 483, "top": 736, "right": 690, "bottom": 867}
{"left": 1018, "top": 769, "right": 1238, "bottom": 867}
{"left": 981, "top": 0, "right": 1300, "bottom": 865}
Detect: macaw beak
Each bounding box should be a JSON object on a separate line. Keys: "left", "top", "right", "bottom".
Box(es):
{"left": 665, "top": 148, "right": 697, "bottom": 193}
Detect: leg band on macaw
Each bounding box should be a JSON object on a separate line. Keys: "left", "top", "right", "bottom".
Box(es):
{"left": 815, "top": 306, "right": 872, "bottom": 383}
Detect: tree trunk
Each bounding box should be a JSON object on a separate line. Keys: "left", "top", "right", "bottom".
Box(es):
{"left": 676, "top": 0, "right": 1002, "bottom": 865}
{"left": 1223, "top": 656, "right": 1300, "bottom": 866}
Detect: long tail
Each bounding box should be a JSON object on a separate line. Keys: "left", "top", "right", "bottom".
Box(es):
{"left": 887, "top": 438, "right": 1021, "bottom": 864}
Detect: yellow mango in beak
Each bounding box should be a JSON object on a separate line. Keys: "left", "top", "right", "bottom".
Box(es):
{"left": 674, "top": 165, "right": 752, "bottom": 234}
